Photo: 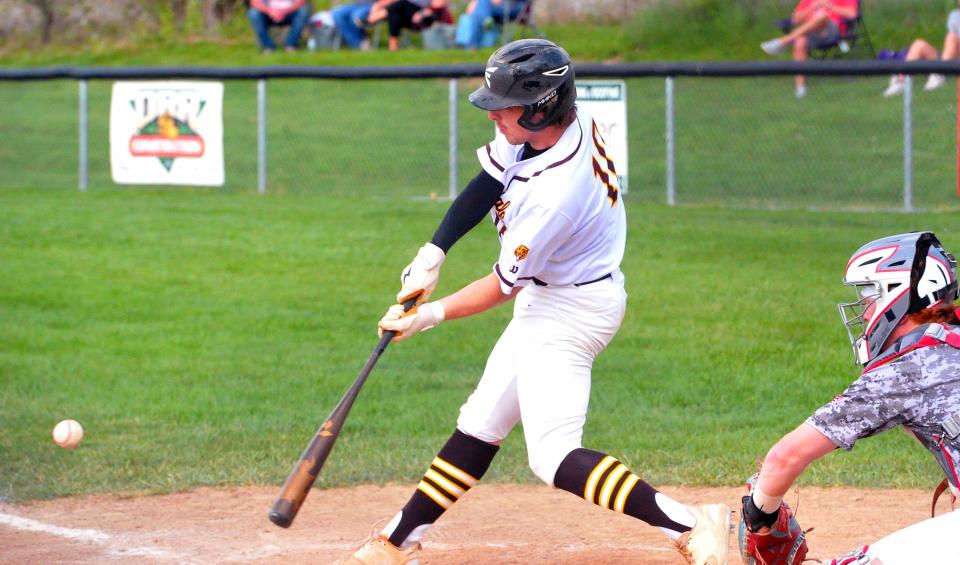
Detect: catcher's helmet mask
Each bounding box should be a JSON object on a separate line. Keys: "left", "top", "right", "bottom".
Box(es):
{"left": 469, "top": 39, "right": 577, "bottom": 132}
{"left": 838, "top": 231, "right": 959, "bottom": 365}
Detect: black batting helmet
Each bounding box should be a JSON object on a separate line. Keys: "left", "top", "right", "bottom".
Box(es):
{"left": 468, "top": 39, "right": 576, "bottom": 132}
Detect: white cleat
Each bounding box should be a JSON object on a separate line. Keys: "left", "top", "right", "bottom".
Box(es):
{"left": 339, "top": 532, "right": 421, "bottom": 565}
{"left": 676, "top": 503, "right": 732, "bottom": 565}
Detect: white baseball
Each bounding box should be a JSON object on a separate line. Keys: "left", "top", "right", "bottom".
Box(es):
{"left": 52, "top": 419, "right": 84, "bottom": 449}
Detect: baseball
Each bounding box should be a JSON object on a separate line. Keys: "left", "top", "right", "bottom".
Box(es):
{"left": 52, "top": 419, "right": 84, "bottom": 449}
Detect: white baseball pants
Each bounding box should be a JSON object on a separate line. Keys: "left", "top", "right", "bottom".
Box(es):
{"left": 456, "top": 271, "right": 627, "bottom": 485}
{"left": 864, "top": 509, "right": 960, "bottom": 564}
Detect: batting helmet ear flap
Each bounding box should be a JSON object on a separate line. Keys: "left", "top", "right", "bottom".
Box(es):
{"left": 516, "top": 77, "right": 575, "bottom": 132}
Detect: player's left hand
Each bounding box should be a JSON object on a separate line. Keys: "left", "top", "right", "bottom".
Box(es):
{"left": 378, "top": 302, "right": 445, "bottom": 342}
{"left": 397, "top": 242, "right": 446, "bottom": 305}
{"left": 738, "top": 471, "right": 809, "bottom": 565}
{"left": 738, "top": 497, "right": 809, "bottom": 565}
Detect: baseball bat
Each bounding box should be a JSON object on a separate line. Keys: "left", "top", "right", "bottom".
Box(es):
{"left": 268, "top": 297, "right": 418, "bottom": 528}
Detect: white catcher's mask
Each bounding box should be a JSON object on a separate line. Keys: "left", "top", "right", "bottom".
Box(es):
{"left": 838, "top": 232, "right": 958, "bottom": 365}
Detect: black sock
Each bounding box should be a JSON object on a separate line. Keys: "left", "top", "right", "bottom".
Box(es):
{"left": 386, "top": 429, "right": 499, "bottom": 548}
{"left": 554, "top": 448, "right": 691, "bottom": 535}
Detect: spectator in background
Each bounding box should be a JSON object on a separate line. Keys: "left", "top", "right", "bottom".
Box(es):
{"left": 454, "top": 0, "right": 527, "bottom": 50}
{"left": 248, "top": 0, "right": 311, "bottom": 52}
{"left": 759, "top": 0, "right": 859, "bottom": 98}
{"left": 367, "top": 0, "right": 450, "bottom": 51}
{"left": 331, "top": 0, "right": 376, "bottom": 50}
{"left": 882, "top": 6, "right": 960, "bottom": 97}
{"left": 364, "top": 0, "right": 395, "bottom": 26}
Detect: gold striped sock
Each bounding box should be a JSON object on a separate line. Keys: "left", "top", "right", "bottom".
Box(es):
{"left": 415, "top": 456, "right": 477, "bottom": 510}
{"left": 613, "top": 473, "right": 640, "bottom": 513}
{"left": 584, "top": 456, "right": 640, "bottom": 512}
{"left": 584, "top": 455, "right": 618, "bottom": 503}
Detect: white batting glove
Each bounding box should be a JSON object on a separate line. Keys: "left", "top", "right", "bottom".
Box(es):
{"left": 398, "top": 242, "right": 446, "bottom": 305}
{"left": 378, "top": 301, "right": 445, "bottom": 342}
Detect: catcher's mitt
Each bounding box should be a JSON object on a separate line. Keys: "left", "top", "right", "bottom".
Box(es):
{"left": 738, "top": 475, "right": 809, "bottom": 565}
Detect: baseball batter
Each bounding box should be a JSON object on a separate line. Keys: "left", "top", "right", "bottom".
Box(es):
{"left": 343, "top": 39, "right": 731, "bottom": 565}
{"left": 738, "top": 231, "right": 960, "bottom": 565}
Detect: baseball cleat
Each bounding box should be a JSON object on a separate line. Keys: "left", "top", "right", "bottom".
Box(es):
{"left": 676, "top": 503, "right": 732, "bottom": 565}
{"left": 339, "top": 526, "right": 420, "bottom": 565}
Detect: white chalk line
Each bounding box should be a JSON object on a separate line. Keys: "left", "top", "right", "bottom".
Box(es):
{"left": 0, "top": 512, "right": 110, "bottom": 542}
{"left": 0, "top": 511, "right": 182, "bottom": 560}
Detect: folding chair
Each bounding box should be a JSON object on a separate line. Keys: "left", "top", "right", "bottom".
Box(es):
{"left": 774, "top": 4, "right": 875, "bottom": 59}
{"left": 496, "top": 0, "right": 545, "bottom": 44}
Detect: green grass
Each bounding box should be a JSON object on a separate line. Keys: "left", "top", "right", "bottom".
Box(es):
{"left": 2, "top": 0, "right": 959, "bottom": 503}
{"left": 3, "top": 75, "right": 957, "bottom": 210}
{"left": 0, "top": 0, "right": 956, "bottom": 65}
{"left": 1, "top": 187, "right": 954, "bottom": 501}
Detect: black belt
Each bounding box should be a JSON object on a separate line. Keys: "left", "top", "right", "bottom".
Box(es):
{"left": 531, "top": 273, "right": 612, "bottom": 287}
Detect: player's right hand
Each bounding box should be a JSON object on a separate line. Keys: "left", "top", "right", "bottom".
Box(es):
{"left": 378, "top": 302, "right": 445, "bottom": 342}
{"left": 397, "top": 242, "right": 445, "bottom": 305}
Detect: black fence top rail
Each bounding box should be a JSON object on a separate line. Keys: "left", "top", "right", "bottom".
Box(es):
{"left": 4, "top": 60, "right": 960, "bottom": 81}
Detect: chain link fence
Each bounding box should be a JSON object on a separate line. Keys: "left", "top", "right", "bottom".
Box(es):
{"left": 1, "top": 62, "right": 959, "bottom": 211}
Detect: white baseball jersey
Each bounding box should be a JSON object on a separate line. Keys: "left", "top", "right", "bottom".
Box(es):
{"left": 829, "top": 510, "right": 960, "bottom": 564}
{"left": 475, "top": 108, "right": 627, "bottom": 293}
{"left": 457, "top": 107, "right": 629, "bottom": 486}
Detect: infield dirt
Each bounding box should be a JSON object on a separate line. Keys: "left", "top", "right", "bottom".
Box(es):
{"left": 0, "top": 484, "right": 946, "bottom": 563}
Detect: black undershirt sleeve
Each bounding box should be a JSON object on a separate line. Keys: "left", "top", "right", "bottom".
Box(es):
{"left": 430, "top": 169, "right": 503, "bottom": 253}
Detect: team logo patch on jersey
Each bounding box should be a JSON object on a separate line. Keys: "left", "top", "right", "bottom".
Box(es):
{"left": 514, "top": 245, "right": 530, "bottom": 261}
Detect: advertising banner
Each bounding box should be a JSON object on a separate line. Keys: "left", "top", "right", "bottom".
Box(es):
{"left": 110, "top": 81, "right": 224, "bottom": 186}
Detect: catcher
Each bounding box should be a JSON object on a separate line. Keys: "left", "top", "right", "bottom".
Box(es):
{"left": 739, "top": 231, "right": 960, "bottom": 565}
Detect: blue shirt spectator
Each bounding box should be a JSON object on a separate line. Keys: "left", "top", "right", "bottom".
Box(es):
{"left": 455, "top": 0, "right": 526, "bottom": 49}
{"left": 331, "top": 1, "right": 376, "bottom": 50}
